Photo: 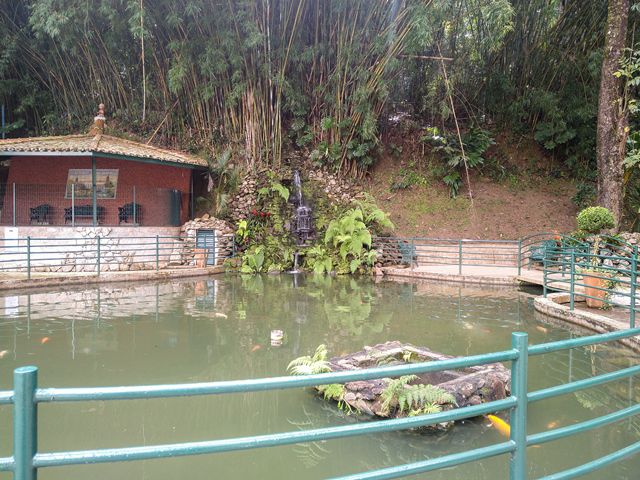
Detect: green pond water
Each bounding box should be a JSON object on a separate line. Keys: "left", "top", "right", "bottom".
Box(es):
{"left": 0, "top": 275, "right": 639, "bottom": 479}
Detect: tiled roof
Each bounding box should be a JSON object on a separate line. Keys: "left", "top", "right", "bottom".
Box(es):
{"left": 0, "top": 134, "right": 208, "bottom": 168}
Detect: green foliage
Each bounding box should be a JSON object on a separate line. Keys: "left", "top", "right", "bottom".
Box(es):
{"left": 390, "top": 165, "right": 428, "bottom": 192}
{"left": 572, "top": 182, "right": 597, "bottom": 210}
{"left": 239, "top": 245, "right": 265, "bottom": 274}
{"left": 380, "top": 375, "right": 417, "bottom": 415}
{"left": 304, "top": 246, "right": 333, "bottom": 275}
{"left": 398, "top": 384, "right": 457, "bottom": 415}
{"left": 576, "top": 207, "right": 616, "bottom": 234}
{"left": 287, "top": 344, "right": 332, "bottom": 376}
{"left": 380, "top": 375, "right": 456, "bottom": 416}
{"left": 324, "top": 208, "right": 379, "bottom": 273}
{"left": 422, "top": 126, "right": 494, "bottom": 197}
{"left": 235, "top": 220, "right": 250, "bottom": 243}
{"left": 206, "top": 148, "right": 240, "bottom": 216}
{"left": 258, "top": 181, "right": 290, "bottom": 203}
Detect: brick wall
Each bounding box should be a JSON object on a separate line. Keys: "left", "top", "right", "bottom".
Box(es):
{"left": 3, "top": 155, "right": 195, "bottom": 226}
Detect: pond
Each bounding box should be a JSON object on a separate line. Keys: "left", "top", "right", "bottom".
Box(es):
{"left": 0, "top": 275, "right": 638, "bottom": 479}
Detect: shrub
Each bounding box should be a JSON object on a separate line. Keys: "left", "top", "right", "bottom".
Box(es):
{"left": 576, "top": 207, "right": 615, "bottom": 234}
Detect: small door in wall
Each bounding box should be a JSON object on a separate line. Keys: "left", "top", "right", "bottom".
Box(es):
{"left": 195, "top": 229, "right": 216, "bottom": 266}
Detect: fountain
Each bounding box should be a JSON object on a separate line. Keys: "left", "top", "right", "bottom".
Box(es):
{"left": 292, "top": 170, "right": 314, "bottom": 245}
{"left": 288, "top": 170, "right": 314, "bottom": 274}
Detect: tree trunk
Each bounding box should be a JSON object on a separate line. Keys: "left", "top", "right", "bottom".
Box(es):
{"left": 596, "top": 0, "right": 630, "bottom": 229}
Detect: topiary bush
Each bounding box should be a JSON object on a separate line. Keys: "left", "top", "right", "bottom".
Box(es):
{"left": 576, "top": 207, "right": 615, "bottom": 234}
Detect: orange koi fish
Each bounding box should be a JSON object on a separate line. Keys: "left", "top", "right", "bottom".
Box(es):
{"left": 251, "top": 344, "right": 262, "bottom": 352}
{"left": 487, "top": 414, "right": 511, "bottom": 437}
{"left": 40, "top": 337, "right": 50, "bottom": 344}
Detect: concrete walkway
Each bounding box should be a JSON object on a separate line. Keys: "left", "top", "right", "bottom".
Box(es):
{"left": 383, "top": 265, "right": 544, "bottom": 287}
{"left": 0, "top": 265, "right": 225, "bottom": 292}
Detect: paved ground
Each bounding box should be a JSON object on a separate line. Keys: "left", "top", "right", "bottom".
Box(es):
{"left": 0, "top": 265, "right": 225, "bottom": 291}
{"left": 383, "top": 264, "right": 545, "bottom": 286}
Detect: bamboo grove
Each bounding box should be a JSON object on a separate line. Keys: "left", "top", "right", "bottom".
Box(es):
{"left": 0, "top": 0, "right": 637, "bottom": 180}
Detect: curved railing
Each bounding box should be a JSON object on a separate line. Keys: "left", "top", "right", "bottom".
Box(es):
{"left": 1, "top": 329, "right": 640, "bottom": 479}
{"left": 542, "top": 240, "right": 640, "bottom": 328}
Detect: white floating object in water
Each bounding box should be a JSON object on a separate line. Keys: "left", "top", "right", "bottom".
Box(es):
{"left": 270, "top": 330, "right": 284, "bottom": 346}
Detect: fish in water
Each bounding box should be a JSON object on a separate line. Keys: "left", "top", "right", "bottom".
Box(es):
{"left": 0, "top": 350, "right": 8, "bottom": 358}
{"left": 487, "top": 414, "right": 511, "bottom": 437}
{"left": 536, "top": 326, "right": 549, "bottom": 333}
{"left": 547, "top": 421, "right": 559, "bottom": 429}
{"left": 214, "top": 312, "right": 228, "bottom": 319}
{"left": 40, "top": 337, "right": 50, "bottom": 344}
{"left": 251, "top": 344, "right": 262, "bottom": 352}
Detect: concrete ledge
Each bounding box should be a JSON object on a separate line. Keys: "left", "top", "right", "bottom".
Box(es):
{"left": 534, "top": 293, "right": 640, "bottom": 352}
{"left": 382, "top": 267, "right": 519, "bottom": 286}
{"left": 0, "top": 266, "right": 225, "bottom": 293}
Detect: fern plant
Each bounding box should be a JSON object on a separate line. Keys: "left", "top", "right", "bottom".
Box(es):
{"left": 398, "top": 384, "right": 457, "bottom": 415}
{"left": 380, "top": 375, "right": 418, "bottom": 415}
{"left": 380, "top": 375, "right": 457, "bottom": 416}
{"left": 287, "top": 344, "right": 332, "bottom": 375}
{"left": 258, "top": 181, "right": 290, "bottom": 202}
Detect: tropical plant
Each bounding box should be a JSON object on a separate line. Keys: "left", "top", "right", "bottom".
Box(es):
{"left": 380, "top": 375, "right": 457, "bottom": 416}
{"left": 207, "top": 148, "right": 240, "bottom": 216}
{"left": 287, "top": 344, "right": 332, "bottom": 376}
{"left": 324, "top": 208, "right": 375, "bottom": 273}
{"left": 257, "top": 181, "right": 290, "bottom": 202}
{"left": 304, "top": 246, "right": 333, "bottom": 275}
{"left": 239, "top": 245, "right": 266, "bottom": 274}
{"left": 380, "top": 375, "right": 417, "bottom": 415}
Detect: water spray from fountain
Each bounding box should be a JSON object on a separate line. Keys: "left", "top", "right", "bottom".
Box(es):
{"left": 290, "top": 170, "right": 314, "bottom": 273}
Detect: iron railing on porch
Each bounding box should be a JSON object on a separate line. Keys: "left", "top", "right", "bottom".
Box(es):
{"left": 0, "top": 328, "right": 639, "bottom": 479}
{"left": 0, "top": 183, "right": 190, "bottom": 227}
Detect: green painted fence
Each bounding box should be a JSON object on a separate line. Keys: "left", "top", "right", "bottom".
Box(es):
{"left": 1, "top": 328, "right": 639, "bottom": 479}
{"left": 541, "top": 235, "right": 640, "bottom": 328}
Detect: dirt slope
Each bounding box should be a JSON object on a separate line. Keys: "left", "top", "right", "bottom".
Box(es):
{"left": 364, "top": 156, "right": 578, "bottom": 240}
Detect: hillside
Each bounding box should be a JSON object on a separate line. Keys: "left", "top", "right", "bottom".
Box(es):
{"left": 364, "top": 139, "right": 578, "bottom": 240}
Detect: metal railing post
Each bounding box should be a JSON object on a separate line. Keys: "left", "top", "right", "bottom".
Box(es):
{"left": 569, "top": 249, "right": 575, "bottom": 310}
{"left": 71, "top": 183, "right": 75, "bottom": 226}
{"left": 156, "top": 235, "right": 160, "bottom": 271}
{"left": 509, "top": 332, "right": 528, "bottom": 480}
{"left": 517, "top": 239, "right": 522, "bottom": 276}
{"left": 133, "top": 186, "right": 137, "bottom": 225}
{"left": 543, "top": 257, "right": 548, "bottom": 297}
{"left": 26, "top": 236, "right": 31, "bottom": 280}
{"left": 411, "top": 238, "right": 415, "bottom": 270}
{"left": 458, "top": 239, "right": 462, "bottom": 275}
{"left": 631, "top": 246, "right": 637, "bottom": 328}
{"left": 12, "top": 182, "right": 16, "bottom": 226}
{"left": 96, "top": 236, "right": 101, "bottom": 276}
{"left": 13, "top": 366, "right": 38, "bottom": 480}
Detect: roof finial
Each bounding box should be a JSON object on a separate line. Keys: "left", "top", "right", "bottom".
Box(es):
{"left": 90, "top": 103, "right": 106, "bottom": 136}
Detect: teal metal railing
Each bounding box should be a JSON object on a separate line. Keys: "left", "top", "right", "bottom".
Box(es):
{"left": 541, "top": 237, "right": 640, "bottom": 328}
{"left": 1, "top": 328, "right": 639, "bottom": 479}
{"left": 373, "top": 237, "right": 520, "bottom": 273}
{"left": 0, "top": 234, "right": 235, "bottom": 277}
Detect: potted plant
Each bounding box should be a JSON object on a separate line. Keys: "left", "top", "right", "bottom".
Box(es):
{"left": 580, "top": 266, "right": 611, "bottom": 308}
{"left": 574, "top": 207, "right": 618, "bottom": 308}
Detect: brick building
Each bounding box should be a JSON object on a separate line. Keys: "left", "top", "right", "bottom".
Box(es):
{"left": 0, "top": 106, "right": 208, "bottom": 227}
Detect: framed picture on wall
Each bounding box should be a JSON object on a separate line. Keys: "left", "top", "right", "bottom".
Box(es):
{"left": 65, "top": 169, "right": 119, "bottom": 199}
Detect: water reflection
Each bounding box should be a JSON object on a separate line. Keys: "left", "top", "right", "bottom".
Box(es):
{"left": 0, "top": 275, "right": 638, "bottom": 479}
